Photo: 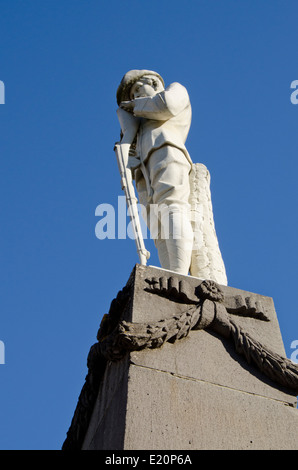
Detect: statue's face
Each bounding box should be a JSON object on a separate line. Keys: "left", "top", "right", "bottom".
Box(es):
{"left": 130, "top": 75, "right": 164, "bottom": 99}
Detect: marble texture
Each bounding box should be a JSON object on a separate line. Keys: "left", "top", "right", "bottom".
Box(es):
{"left": 116, "top": 70, "right": 227, "bottom": 285}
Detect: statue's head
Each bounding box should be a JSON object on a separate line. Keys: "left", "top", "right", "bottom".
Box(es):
{"left": 116, "top": 69, "right": 165, "bottom": 105}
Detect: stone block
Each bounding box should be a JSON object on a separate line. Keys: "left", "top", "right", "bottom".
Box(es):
{"left": 63, "top": 264, "right": 298, "bottom": 450}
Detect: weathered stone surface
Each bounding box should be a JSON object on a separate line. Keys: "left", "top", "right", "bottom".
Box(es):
{"left": 123, "top": 364, "right": 298, "bottom": 450}
{"left": 78, "top": 265, "right": 298, "bottom": 450}
{"left": 82, "top": 358, "right": 129, "bottom": 450}
{"left": 82, "top": 353, "right": 298, "bottom": 450}
{"left": 131, "top": 329, "right": 296, "bottom": 406}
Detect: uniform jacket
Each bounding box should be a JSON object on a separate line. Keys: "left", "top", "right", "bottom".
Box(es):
{"left": 132, "top": 82, "right": 192, "bottom": 165}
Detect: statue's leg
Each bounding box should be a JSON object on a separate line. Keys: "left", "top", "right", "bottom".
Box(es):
{"left": 135, "top": 171, "right": 171, "bottom": 268}
{"left": 146, "top": 146, "right": 194, "bottom": 275}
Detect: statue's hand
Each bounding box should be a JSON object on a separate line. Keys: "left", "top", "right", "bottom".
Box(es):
{"left": 127, "top": 157, "right": 141, "bottom": 170}
{"left": 120, "top": 100, "right": 135, "bottom": 112}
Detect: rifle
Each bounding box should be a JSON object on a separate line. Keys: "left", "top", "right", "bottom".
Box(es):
{"left": 114, "top": 141, "right": 150, "bottom": 266}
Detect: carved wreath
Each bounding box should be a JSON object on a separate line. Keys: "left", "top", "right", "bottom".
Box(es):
{"left": 62, "top": 278, "right": 298, "bottom": 450}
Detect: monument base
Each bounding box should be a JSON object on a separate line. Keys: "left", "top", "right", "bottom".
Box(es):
{"left": 63, "top": 265, "right": 298, "bottom": 450}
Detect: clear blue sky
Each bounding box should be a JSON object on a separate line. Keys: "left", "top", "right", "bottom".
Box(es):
{"left": 0, "top": 0, "right": 297, "bottom": 450}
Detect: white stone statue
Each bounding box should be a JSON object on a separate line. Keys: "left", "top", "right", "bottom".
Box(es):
{"left": 116, "top": 69, "right": 227, "bottom": 286}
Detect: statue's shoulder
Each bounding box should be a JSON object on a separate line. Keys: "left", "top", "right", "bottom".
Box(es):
{"left": 166, "top": 82, "right": 189, "bottom": 99}
{"left": 167, "top": 81, "right": 187, "bottom": 91}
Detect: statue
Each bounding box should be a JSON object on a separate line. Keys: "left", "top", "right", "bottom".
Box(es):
{"left": 115, "top": 69, "right": 227, "bottom": 286}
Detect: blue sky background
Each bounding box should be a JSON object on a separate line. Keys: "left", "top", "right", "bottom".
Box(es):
{"left": 0, "top": 0, "right": 298, "bottom": 450}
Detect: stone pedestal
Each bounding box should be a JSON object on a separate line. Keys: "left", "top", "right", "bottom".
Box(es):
{"left": 63, "top": 265, "right": 298, "bottom": 450}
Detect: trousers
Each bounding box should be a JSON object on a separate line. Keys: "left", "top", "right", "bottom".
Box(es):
{"left": 136, "top": 145, "right": 193, "bottom": 274}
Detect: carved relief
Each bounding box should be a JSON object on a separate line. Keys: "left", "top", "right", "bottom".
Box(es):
{"left": 62, "top": 274, "right": 298, "bottom": 450}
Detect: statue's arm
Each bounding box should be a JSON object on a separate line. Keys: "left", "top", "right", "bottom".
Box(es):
{"left": 116, "top": 107, "right": 140, "bottom": 144}
{"left": 132, "top": 82, "right": 190, "bottom": 121}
